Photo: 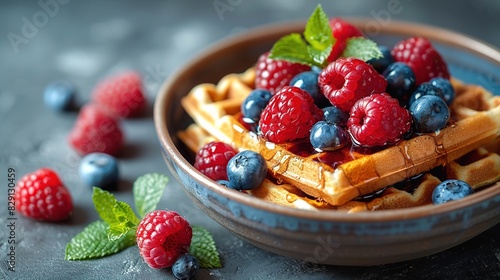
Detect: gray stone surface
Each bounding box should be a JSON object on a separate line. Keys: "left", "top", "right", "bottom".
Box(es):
{"left": 0, "top": 0, "right": 499, "bottom": 279}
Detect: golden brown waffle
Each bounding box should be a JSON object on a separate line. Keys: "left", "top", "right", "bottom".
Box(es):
{"left": 179, "top": 68, "right": 500, "bottom": 211}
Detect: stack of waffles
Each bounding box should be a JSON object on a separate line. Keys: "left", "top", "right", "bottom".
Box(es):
{"left": 178, "top": 68, "right": 500, "bottom": 213}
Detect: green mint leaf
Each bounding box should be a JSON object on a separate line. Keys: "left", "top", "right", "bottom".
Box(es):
{"left": 133, "top": 173, "right": 169, "bottom": 218}
{"left": 107, "top": 201, "right": 141, "bottom": 241}
{"left": 65, "top": 220, "right": 136, "bottom": 260}
{"left": 304, "top": 4, "right": 334, "bottom": 51}
{"left": 92, "top": 187, "right": 119, "bottom": 225}
{"left": 189, "top": 225, "right": 221, "bottom": 269}
{"left": 269, "top": 4, "right": 333, "bottom": 67}
{"left": 269, "top": 33, "right": 318, "bottom": 67}
{"left": 341, "top": 37, "right": 383, "bottom": 61}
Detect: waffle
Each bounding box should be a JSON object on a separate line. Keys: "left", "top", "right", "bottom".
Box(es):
{"left": 179, "top": 68, "right": 500, "bottom": 211}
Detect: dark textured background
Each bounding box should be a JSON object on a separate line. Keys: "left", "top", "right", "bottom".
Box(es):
{"left": 1, "top": 0, "right": 499, "bottom": 279}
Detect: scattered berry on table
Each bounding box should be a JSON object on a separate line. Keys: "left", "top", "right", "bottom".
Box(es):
{"left": 367, "top": 45, "right": 394, "bottom": 73}
{"left": 79, "top": 152, "right": 119, "bottom": 191}
{"left": 382, "top": 62, "right": 416, "bottom": 104}
{"left": 391, "top": 36, "right": 450, "bottom": 85}
{"left": 136, "top": 210, "right": 192, "bottom": 269}
{"left": 194, "top": 141, "right": 237, "bottom": 181}
{"left": 226, "top": 150, "right": 267, "bottom": 191}
{"left": 409, "top": 94, "right": 450, "bottom": 134}
{"left": 327, "top": 18, "right": 364, "bottom": 62}
{"left": 408, "top": 83, "right": 445, "bottom": 106}
{"left": 259, "top": 86, "right": 323, "bottom": 143}
{"left": 15, "top": 168, "right": 73, "bottom": 222}
{"left": 91, "top": 71, "right": 147, "bottom": 118}
{"left": 255, "top": 52, "right": 310, "bottom": 94}
{"left": 290, "top": 71, "right": 330, "bottom": 107}
{"left": 348, "top": 93, "right": 412, "bottom": 147}
{"left": 310, "top": 121, "right": 349, "bottom": 152}
{"left": 43, "top": 80, "right": 77, "bottom": 111}
{"left": 172, "top": 253, "right": 200, "bottom": 280}
{"left": 241, "top": 89, "right": 272, "bottom": 124}
{"left": 322, "top": 105, "right": 348, "bottom": 127}
{"left": 318, "top": 57, "right": 387, "bottom": 112}
{"left": 429, "top": 77, "right": 455, "bottom": 105}
{"left": 432, "top": 179, "right": 474, "bottom": 204}
{"left": 68, "top": 104, "right": 124, "bottom": 156}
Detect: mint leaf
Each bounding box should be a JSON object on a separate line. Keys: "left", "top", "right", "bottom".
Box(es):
{"left": 269, "top": 33, "right": 317, "bottom": 66}
{"left": 108, "top": 201, "right": 141, "bottom": 241}
{"left": 133, "top": 173, "right": 169, "bottom": 218}
{"left": 189, "top": 226, "right": 221, "bottom": 269}
{"left": 92, "top": 187, "right": 140, "bottom": 241}
{"left": 269, "top": 4, "right": 334, "bottom": 67}
{"left": 303, "top": 4, "right": 334, "bottom": 51}
{"left": 92, "top": 187, "right": 119, "bottom": 225}
{"left": 65, "top": 220, "right": 136, "bottom": 260}
{"left": 341, "top": 37, "right": 383, "bottom": 61}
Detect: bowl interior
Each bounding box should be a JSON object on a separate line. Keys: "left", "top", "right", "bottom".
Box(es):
{"left": 155, "top": 19, "right": 500, "bottom": 222}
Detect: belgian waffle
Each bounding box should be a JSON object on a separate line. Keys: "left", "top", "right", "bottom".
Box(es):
{"left": 179, "top": 68, "right": 500, "bottom": 211}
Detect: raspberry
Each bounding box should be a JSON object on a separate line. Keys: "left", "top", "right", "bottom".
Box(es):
{"left": 136, "top": 210, "right": 192, "bottom": 269}
{"left": 259, "top": 86, "right": 323, "bottom": 143}
{"left": 347, "top": 93, "right": 412, "bottom": 147}
{"left": 255, "top": 52, "right": 310, "bottom": 94}
{"left": 15, "top": 168, "right": 73, "bottom": 222}
{"left": 68, "top": 104, "right": 124, "bottom": 156}
{"left": 391, "top": 37, "right": 450, "bottom": 85}
{"left": 91, "top": 71, "right": 147, "bottom": 118}
{"left": 318, "top": 57, "right": 387, "bottom": 112}
{"left": 327, "top": 18, "right": 364, "bottom": 62}
{"left": 194, "top": 141, "right": 237, "bottom": 181}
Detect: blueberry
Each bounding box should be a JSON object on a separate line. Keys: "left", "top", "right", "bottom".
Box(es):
{"left": 382, "top": 62, "right": 415, "bottom": 102}
{"left": 43, "top": 80, "right": 76, "bottom": 111}
{"left": 290, "top": 71, "right": 329, "bottom": 107}
{"left": 79, "top": 153, "right": 119, "bottom": 190}
{"left": 367, "top": 45, "right": 394, "bottom": 73}
{"left": 432, "top": 179, "right": 474, "bottom": 204}
{"left": 429, "top": 77, "right": 455, "bottom": 105}
{"left": 409, "top": 95, "right": 450, "bottom": 133}
{"left": 241, "top": 89, "right": 272, "bottom": 124}
{"left": 408, "top": 83, "right": 445, "bottom": 106}
{"left": 322, "top": 106, "right": 348, "bottom": 127}
{"left": 309, "top": 121, "right": 348, "bottom": 152}
{"left": 226, "top": 150, "right": 267, "bottom": 190}
{"left": 172, "top": 253, "right": 199, "bottom": 280}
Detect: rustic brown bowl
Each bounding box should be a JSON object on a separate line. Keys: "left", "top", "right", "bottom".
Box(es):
{"left": 154, "top": 19, "right": 500, "bottom": 266}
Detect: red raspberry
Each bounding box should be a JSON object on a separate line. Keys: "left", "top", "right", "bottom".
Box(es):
{"left": 194, "top": 141, "right": 237, "bottom": 181}
{"left": 259, "top": 86, "right": 323, "bottom": 144}
{"left": 136, "top": 210, "right": 192, "bottom": 269}
{"left": 318, "top": 57, "right": 387, "bottom": 112}
{"left": 91, "top": 71, "right": 147, "bottom": 118}
{"left": 391, "top": 37, "right": 450, "bottom": 85}
{"left": 68, "top": 104, "right": 124, "bottom": 156}
{"left": 347, "top": 93, "right": 412, "bottom": 147}
{"left": 15, "top": 168, "right": 73, "bottom": 222}
{"left": 255, "top": 52, "right": 310, "bottom": 94}
{"left": 327, "top": 18, "right": 364, "bottom": 62}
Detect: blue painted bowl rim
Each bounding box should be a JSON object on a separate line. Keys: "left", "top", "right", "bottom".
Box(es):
{"left": 155, "top": 18, "right": 500, "bottom": 223}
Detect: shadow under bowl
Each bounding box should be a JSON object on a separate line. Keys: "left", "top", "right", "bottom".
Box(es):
{"left": 154, "top": 19, "right": 500, "bottom": 266}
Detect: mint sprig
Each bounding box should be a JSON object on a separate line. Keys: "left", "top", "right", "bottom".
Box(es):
{"left": 269, "top": 4, "right": 332, "bottom": 68}
{"left": 269, "top": 4, "right": 382, "bottom": 68}
{"left": 65, "top": 173, "right": 222, "bottom": 270}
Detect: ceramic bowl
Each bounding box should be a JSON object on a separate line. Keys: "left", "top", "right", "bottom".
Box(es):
{"left": 154, "top": 19, "right": 500, "bottom": 266}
